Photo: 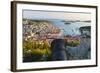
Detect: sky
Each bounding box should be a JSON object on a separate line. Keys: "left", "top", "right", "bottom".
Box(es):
{"left": 23, "top": 10, "right": 91, "bottom": 21}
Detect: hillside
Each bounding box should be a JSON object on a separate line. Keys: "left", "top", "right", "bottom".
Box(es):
{"left": 23, "top": 19, "right": 60, "bottom": 40}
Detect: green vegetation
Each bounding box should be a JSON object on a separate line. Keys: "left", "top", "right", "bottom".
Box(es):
{"left": 67, "top": 40, "right": 80, "bottom": 47}
{"left": 23, "top": 39, "right": 51, "bottom": 61}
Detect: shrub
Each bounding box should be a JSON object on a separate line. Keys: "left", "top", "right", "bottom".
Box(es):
{"left": 67, "top": 40, "right": 80, "bottom": 47}
{"left": 23, "top": 39, "right": 51, "bottom": 60}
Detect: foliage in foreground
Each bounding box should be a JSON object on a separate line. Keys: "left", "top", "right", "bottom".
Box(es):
{"left": 23, "top": 39, "right": 51, "bottom": 61}
{"left": 23, "top": 38, "right": 80, "bottom": 62}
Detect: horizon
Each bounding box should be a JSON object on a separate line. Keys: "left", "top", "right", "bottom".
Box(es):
{"left": 23, "top": 10, "right": 91, "bottom": 21}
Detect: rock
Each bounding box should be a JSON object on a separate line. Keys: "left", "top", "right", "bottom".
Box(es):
{"left": 51, "top": 39, "right": 67, "bottom": 61}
